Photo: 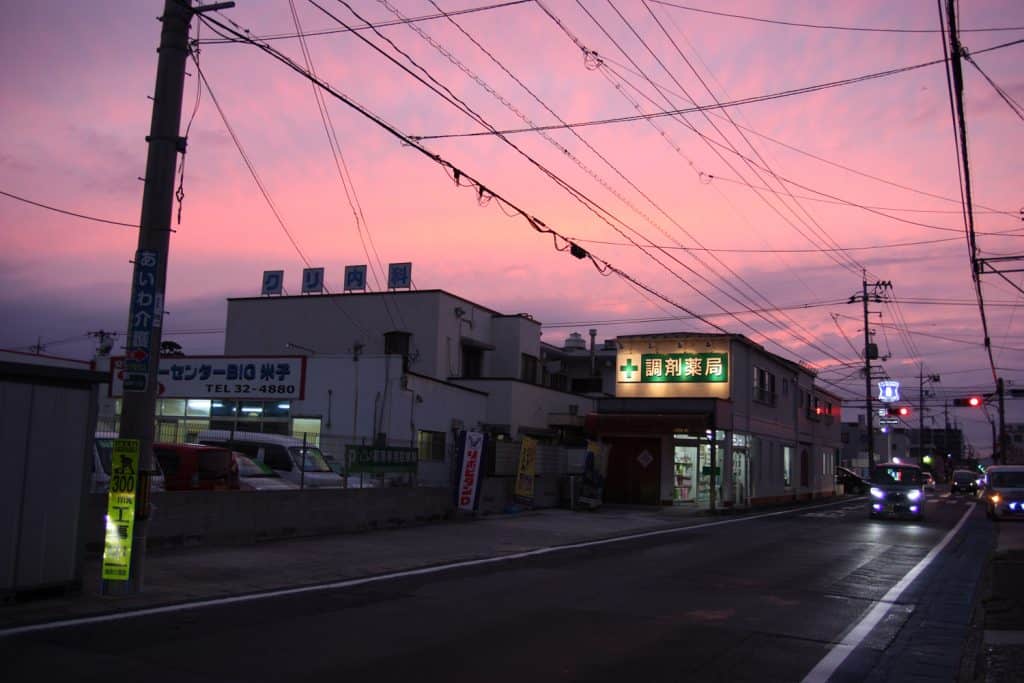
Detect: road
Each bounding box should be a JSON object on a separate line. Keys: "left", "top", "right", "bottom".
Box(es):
{"left": 0, "top": 493, "right": 993, "bottom": 682}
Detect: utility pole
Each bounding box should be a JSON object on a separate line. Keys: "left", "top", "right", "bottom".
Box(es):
{"left": 107, "top": 0, "right": 233, "bottom": 596}
{"left": 849, "top": 276, "right": 891, "bottom": 472}
{"left": 997, "top": 377, "right": 1007, "bottom": 464}
{"left": 919, "top": 366, "right": 939, "bottom": 466}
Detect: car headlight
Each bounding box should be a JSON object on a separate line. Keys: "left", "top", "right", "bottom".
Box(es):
{"left": 990, "top": 492, "right": 1001, "bottom": 504}
{"left": 870, "top": 487, "right": 885, "bottom": 499}
{"left": 907, "top": 489, "right": 922, "bottom": 501}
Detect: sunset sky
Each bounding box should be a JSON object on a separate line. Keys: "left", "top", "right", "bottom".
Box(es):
{"left": 1, "top": 1, "right": 1021, "bottom": 455}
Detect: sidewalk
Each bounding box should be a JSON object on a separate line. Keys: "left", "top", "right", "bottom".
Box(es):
{"left": 974, "top": 520, "right": 1024, "bottom": 682}
{"left": 0, "top": 504, "right": 708, "bottom": 631}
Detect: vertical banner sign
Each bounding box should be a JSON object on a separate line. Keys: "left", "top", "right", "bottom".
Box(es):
{"left": 101, "top": 439, "right": 141, "bottom": 581}
{"left": 457, "top": 431, "right": 486, "bottom": 512}
{"left": 514, "top": 436, "right": 537, "bottom": 506}
{"left": 124, "top": 250, "right": 160, "bottom": 392}
{"left": 578, "top": 440, "right": 610, "bottom": 510}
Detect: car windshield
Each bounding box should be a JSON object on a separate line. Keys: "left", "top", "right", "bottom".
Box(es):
{"left": 953, "top": 471, "right": 977, "bottom": 483}
{"left": 871, "top": 466, "right": 922, "bottom": 485}
{"left": 95, "top": 438, "right": 114, "bottom": 475}
{"left": 288, "top": 446, "right": 332, "bottom": 473}
{"left": 989, "top": 471, "right": 1024, "bottom": 487}
{"left": 236, "top": 454, "right": 275, "bottom": 478}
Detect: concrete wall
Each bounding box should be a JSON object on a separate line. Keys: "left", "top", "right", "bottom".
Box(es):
{"left": 82, "top": 488, "right": 454, "bottom": 552}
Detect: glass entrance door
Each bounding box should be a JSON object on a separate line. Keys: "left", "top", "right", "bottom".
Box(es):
{"left": 673, "top": 445, "right": 697, "bottom": 503}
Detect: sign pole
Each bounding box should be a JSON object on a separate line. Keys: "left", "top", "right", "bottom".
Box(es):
{"left": 109, "top": 0, "right": 234, "bottom": 595}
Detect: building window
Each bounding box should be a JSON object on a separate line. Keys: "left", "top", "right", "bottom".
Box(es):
{"left": 462, "top": 345, "right": 484, "bottom": 378}
{"left": 417, "top": 430, "right": 446, "bottom": 461}
{"left": 783, "top": 446, "right": 793, "bottom": 487}
{"left": 384, "top": 331, "right": 411, "bottom": 357}
{"left": 800, "top": 449, "right": 809, "bottom": 487}
{"left": 754, "top": 366, "right": 776, "bottom": 405}
{"left": 521, "top": 354, "right": 538, "bottom": 383}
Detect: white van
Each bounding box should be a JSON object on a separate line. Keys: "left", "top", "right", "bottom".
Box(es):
{"left": 196, "top": 430, "right": 344, "bottom": 489}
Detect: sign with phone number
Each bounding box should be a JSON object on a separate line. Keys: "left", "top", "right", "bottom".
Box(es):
{"left": 110, "top": 356, "right": 306, "bottom": 399}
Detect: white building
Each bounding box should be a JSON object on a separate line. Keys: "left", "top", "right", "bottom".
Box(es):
{"left": 102, "top": 289, "right": 596, "bottom": 486}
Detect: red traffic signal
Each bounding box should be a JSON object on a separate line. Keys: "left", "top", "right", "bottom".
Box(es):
{"left": 952, "top": 396, "right": 983, "bottom": 407}
{"left": 887, "top": 405, "right": 911, "bottom": 417}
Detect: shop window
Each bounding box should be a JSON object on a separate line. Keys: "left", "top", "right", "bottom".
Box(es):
{"left": 211, "top": 400, "right": 237, "bottom": 417}
{"left": 265, "top": 401, "right": 291, "bottom": 418}
{"left": 292, "top": 417, "right": 322, "bottom": 445}
{"left": 417, "top": 430, "right": 446, "bottom": 461}
{"left": 186, "top": 400, "right": 211, "bottom": 417}
{"left": 159, "top": 399, "right": 186, "bottom": 417}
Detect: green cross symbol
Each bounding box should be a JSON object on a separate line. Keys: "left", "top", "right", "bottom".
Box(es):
{"left": 620, "top": 357, "right": 638, "bottom": 379}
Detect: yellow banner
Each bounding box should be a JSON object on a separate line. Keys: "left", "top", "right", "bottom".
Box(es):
{"left": 514, "top": 437, "right": 537, "bottom": 504}
{"left": 101, "top": 439, "right": 140, "bottom": 581}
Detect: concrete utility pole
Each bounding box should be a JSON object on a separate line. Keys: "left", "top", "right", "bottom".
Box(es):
{"left": 919, "top": 366, "right": 939, "bottom": 465}
{"left": 849, "top": 276, "right": 891, "bottom": 472}
{"left": 109, "top": 0, "right": 233, "bottom": 596}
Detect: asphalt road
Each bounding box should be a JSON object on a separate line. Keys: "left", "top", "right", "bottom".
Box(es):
{"left": 0, "top": 493, "right": 993, "bottom": 682}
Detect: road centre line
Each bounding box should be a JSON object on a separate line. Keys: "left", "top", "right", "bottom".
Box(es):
{"left": 0, "top": 498, "right": 857, "bottom": 638}
{"left": 801, "top": 503, "right": 976, "bottom": 683}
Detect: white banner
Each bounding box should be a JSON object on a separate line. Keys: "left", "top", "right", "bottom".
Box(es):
{"left": 109, "top": 356, "right": 306, "bottom": 399}
{"left": 457, "top": 431, "right": 485, "bottom": 512}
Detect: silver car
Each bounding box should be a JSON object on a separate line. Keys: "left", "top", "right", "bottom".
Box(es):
{"left": 983, "top": 465, "right": 1024, "bottom": 521}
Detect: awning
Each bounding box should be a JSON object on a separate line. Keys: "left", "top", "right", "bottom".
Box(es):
{"left": 460, "top": 336, "right": 496, "bottom": 351}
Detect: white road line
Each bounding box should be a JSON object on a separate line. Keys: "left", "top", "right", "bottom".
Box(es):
{"left": 0, "top": 498, "right": 856, "bottom": 638}
{"left": 801, "top": 502, "right": 976, "bottom": 683}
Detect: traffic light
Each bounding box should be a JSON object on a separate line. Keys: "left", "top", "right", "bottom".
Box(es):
{"left": 952, "top": 396, "right": 983, "bottom": 407}
{"left": 887, "top": 405, "right": 911, "bottom": 417}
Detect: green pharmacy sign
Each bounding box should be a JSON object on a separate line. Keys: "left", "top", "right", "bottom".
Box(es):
{"left": 629, "top": 353, "right": 729, "bottom": 383}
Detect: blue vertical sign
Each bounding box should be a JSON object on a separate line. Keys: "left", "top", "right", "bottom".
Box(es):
{"left": 124, "top": 250, "right": 160, "bottom": 392}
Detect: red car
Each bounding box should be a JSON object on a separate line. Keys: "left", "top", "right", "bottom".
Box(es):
{"left": 152, "top": 443, "right": 239, "bottom": 491}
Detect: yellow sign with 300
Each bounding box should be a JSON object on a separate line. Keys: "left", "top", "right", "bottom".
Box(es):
{"left": 101, "top": 439, "right": 140, "bottom": 581}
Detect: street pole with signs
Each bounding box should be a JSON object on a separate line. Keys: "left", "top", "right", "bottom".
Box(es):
{"left": 107, "top": 0, "right": 233, "bottom": 596}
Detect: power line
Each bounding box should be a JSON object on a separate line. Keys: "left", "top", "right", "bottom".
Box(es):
{"left": 287, "top": 0, "right": 405, "bottom": 331}
{"left": 0, "top": 189, "right": 138, "bottom": 228}
{"left": 648, "top": 0, "right": 1024, "bottom": 34}
{"left": 196, "top": 0, "right": 532, "bottom": 44}
{"left": 395, "top": 0, "right": 849, "bottom": 365}
{"left": 197, "top": 9, "right": 731, "bottom": 336}
{"left": 568, "top": 230, "right": 1021, "bottom": 254}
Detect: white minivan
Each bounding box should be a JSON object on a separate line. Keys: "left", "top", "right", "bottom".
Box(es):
{"left": 196, "top": 430, "right": 344, "bottom": 489}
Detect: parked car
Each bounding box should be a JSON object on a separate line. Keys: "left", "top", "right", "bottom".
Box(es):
{"left": 836, "top": 466, "right": 869, "bottom": 495}
{"left": 235, "top": 453, "right": 299, "bottom": 491}
{"left": 869, "top": 461, "right": 925, "bottom": 521}
{"left": 196, "top": 430, "right": 344, "bottom": 488}
{"left": 152, "top": 443, "right": 239, "bottom": 491}
{"left": 92, "top": 432, "right": 165, "bottom": 493}
{"left": 982, "top": 465, "right": 1024, "bottom": 521}
{"left": 950, "top": 469, "right": 981, "bottom": 496}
